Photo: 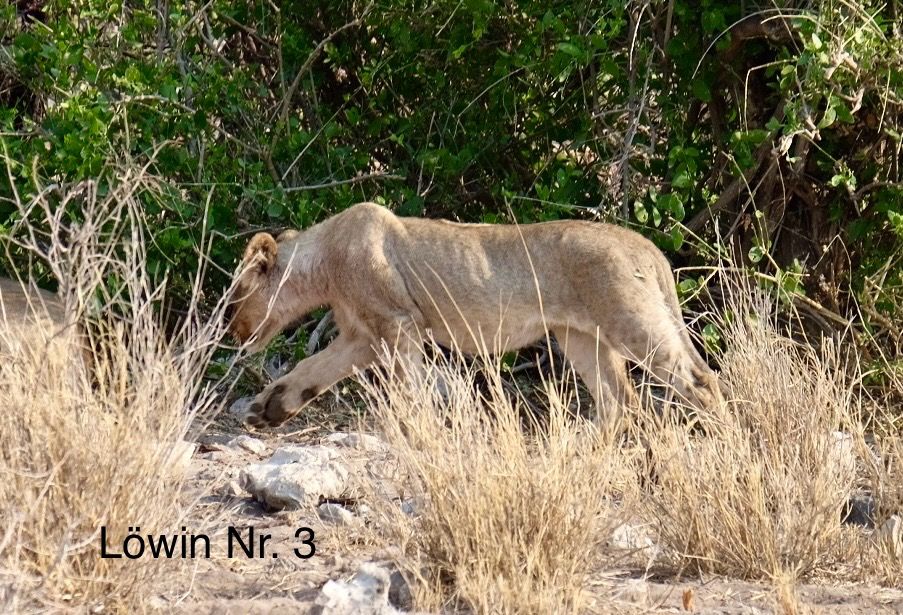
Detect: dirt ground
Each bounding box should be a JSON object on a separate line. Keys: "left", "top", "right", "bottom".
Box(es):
{"left": 154, "top": 400, "right": 903, "bottom": 615}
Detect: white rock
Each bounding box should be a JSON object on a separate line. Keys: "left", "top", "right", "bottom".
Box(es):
{"left": 324, "top": 432, "right": 390, "bottom": 454}
{"left": 318, "top": 502, "right": 359, "bottom": 527}
{"left": 313, "top": 563, "right": 400, "bottom": 615}
{"left": 610, "top": 523, "right": 656, "bottom": 552}
{"left": 239, "top": 445, "right": 350, "bottom": 510}
{"left": 877, "top": 514, "right": 902, "bottom": 557}
{"left": 228, "top": 435, "right": 268, "bottom": 456}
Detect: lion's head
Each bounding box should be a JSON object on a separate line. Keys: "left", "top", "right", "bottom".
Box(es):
{"left": 226, "top": 230, "right": 301, "bottom": 352}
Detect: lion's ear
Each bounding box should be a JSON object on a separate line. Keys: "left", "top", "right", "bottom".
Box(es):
{"left": 243, "top": 232, "right": 278, "bottom": 273}
{"left": 276, "top": 229, "right": 299, "bottom": 242}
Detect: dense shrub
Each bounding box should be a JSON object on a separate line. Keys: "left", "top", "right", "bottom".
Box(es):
{"left": 0, "top": 0, "right": 900, "bottom": 371}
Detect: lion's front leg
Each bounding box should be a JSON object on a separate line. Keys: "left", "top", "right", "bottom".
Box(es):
{"left": 245, "top": 333, "right": 376, "bottom": 428}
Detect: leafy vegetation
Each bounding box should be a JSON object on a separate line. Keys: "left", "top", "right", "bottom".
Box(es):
{"left": 1, "top": 0, "right": 900, "bottom": 381}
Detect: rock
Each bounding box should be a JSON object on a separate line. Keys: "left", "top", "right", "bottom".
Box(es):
{"left": 318, "top": 502, "right": 358, "bottom": 527}
{"left": 199, "top": 450, "right": 231, "bottom": 463}
{"left": 164, "top": 440, "right": 196, "bottom": 475}
{"left": 264, "top": 356, "right": 291, "bottom": 380}
{"left": 228, "top": 396, "right": 254, "bottom": 417}
{"left": 240, "top": 445, "right": 350, "bottom": 510}
{"left": 400, "top": 498, "right": 421, "bottom": 516}
{"left": 388, "top": 570, "right": 413, "bottom": 611}
{"left": 610, "top": 523, "right": 656, "bottom": 553}
{"left": 324, "top": 432, "right": 390, "bottom": 454}
{"left": 228, "top": 435, "right": 268, "bottom": 456}
{"left": 876, "top": 514, "right": 902, "bottom": 557}
{"left": 311, "top": 563, "right": 399, "bottom": 615}
{"left": 842, "top": 492, "right": 876, "bottom": 528}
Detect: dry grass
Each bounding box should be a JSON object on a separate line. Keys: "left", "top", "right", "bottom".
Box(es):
{"left": 358, "top": 271, "right": 902, "bottom": 612}
{"left": 635, "top": 279, "right": 861, "bottom": 581}
{"left": 358, "top": 341, "right": 638, "bottom": 614}
{"left": 1, "top": 165, "right": 899, "bottom": 612}
{"left": 0, "top": 165, "right": 229, "bottom": 612}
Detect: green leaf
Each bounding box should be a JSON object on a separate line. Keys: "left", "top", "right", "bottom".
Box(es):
{"left": 702, "top": 323, "right": 722, "bottom": 354}
{"left": 818, "top": 106, "right": 836, "bottom": 129}
{"left": 634, "top": 201, "right": 649, "bottom": 224}
{"left": 810, "top": 32, "right": 823, "bottom": 50}
{"left": 692, "top": 78, "right": 712, "bottom": 103}
{"left": 672, "top": 171, "right": 693, "bottom": 189}
{"left": 266, "top": 201, "right": 285, "bottom": 218}
{"left": 557, "top": 42, "right": 583, "bottom": 58}
{"left": 670, "top": 225, "right": 684, "bottom": 250}
{"left": 677, "top": 278, "right": 699, "bottom": 297}
{"left": 889, "top": 210, "right": 903, "bottom": 238}
{"left": 748, "top": 245, "right": 765, "bottom": 263}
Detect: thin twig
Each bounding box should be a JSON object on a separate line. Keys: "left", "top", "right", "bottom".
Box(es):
{"left": 283, "top": 172, "right": 404, "bottom": 193}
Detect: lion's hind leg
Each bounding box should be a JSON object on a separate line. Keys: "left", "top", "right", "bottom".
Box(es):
{"left": 555, "top": 327, "right": 637, "bottom": 433}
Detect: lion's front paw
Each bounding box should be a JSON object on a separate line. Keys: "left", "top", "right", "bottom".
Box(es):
{"left": 243, "top": 382, "right": 323, "bottom": 429}
{"left": 244, "top": 383, "right": 292, "bottom": 428}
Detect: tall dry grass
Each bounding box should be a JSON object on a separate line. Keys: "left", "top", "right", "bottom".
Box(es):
{"left": 360, "top": 270, "right": 902, "bottom": 612}
{"left": 635, "top": 278, "right": 862, "bottom": 580}
{"left": 0, "top": 162, "right": 229, "bottom": 612}
{"left": 359, "top": 339, "right": 638, "bottom": 614}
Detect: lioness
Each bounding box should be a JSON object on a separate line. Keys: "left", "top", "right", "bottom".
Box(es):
{"left": 0, "top": 276, "right": 83, "bottom": 363}
{"left": 228, "top": 202, "right": 721, "bottom": 428}
{"left": 0, "top": 276, "right": 67, "bottom": 331}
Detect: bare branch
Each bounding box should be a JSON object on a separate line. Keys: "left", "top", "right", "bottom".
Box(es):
{"left": 283, "top": 172, "right": 404, "bottom": 193}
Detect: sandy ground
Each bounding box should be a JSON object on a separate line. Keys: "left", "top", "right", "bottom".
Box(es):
{"left": 154, "top": 403, "right": 903, "bottom": 615}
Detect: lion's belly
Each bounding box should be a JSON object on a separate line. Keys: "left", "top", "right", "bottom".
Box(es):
{"left": 419, "top": 298, "right": 551, "bottom": 354}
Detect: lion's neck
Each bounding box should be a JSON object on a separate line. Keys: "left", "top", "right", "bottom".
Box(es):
{"left": 277, "top": 226, "right": 328, "bottom": 316}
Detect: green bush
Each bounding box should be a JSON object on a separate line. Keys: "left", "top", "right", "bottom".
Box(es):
{"left": 1, "top": 0, "right": 900, "bottom": 373}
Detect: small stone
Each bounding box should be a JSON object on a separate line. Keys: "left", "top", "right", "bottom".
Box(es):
{"left": 400, "top": 499, "right": 419, "bottom": 516}
{"left": 164, "top": 440, "right": 196, "bottom": 475}
{"left": 228, "top": 435, "right": 268, "bottom": 456}
{"left": 318, "top": 502, "right": 358, "bottom": 526}
{"left": 228, "top": 396, "right": 254, "bottom": 417}
{"left": 388, "top": 570, "right": 413, "bottom": 610}
{"left": 239, "top": 445, "right": 351, "bottom": 510}
{"left": 312, "top": 563, "right": 400, "bottom": 615}
{"left": 219, "top": 480, "right": 244, "bottom": 497}
{"left": 264, "top": 356, "right": 290, "bottom": 380}
{"left": 199, "top": 450, "right": 231, "bottom": 462}
{"left": 610, "top": 523, "right": 655, "bottom": 552}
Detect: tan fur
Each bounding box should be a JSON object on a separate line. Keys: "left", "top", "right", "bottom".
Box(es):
{"left": 0, "top": 277, "right": 88, "bottom": 370}
{"left": 0, "top": 277, "right": 67, "bottom": 329}
{"left": 228, "top": 202, "right": 722, "bottom": 428}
